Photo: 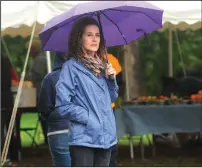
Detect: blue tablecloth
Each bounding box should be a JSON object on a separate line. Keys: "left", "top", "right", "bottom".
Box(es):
{"left": 115, "top": 104, "right": 202, "bottom": 138}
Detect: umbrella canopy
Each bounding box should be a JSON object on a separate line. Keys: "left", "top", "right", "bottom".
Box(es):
{"left": 39, "top": 1, "right": 163, "bottom": 52}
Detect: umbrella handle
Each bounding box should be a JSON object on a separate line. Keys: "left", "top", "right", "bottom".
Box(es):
{"left": 104, "top": 63, "right": 115, "bottom": 80}
{"left": 109, "top": 74, "right": 115, "bottom": 80}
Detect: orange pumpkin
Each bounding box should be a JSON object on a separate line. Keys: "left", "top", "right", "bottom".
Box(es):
{"left": 190, "top": 94, "right": 197, "bottom": 101}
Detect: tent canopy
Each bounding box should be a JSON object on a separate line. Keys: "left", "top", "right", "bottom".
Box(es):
{"left": 1, "top": 1, "right": 201, "bottom": 37}
{"left": 1, "top": 1, "right": 75, "bottom": 30}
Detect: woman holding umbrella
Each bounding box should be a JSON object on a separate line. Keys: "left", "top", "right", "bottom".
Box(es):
{"left": 39, "top": 2, "right": 163, "bottom": 166}
{"left": 55, "top": 17, "right": 119, "bottom": 166}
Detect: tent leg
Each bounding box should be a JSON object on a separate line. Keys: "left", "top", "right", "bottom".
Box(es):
{"left": 129, "top": 135, "right": 134, "bottom": 160}
{"left": 46, "top": 51, "right": 52, "bottom": 73}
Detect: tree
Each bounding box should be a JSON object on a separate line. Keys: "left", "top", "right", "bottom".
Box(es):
{"left": 139, "top": 28, "right": 202, "bottom": 96}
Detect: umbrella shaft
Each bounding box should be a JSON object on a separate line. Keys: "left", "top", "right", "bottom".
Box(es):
{"left": 96, "top": 11, "right": 104, "bottom": 42}
{"left": 96, "top": 12, "right": 114, "bottom": 80}
{"left": 96, "top": 11, "right": 109, "bottom": 63}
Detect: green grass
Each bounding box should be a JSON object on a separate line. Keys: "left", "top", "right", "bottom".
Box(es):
{"left": 118, "top": 134, "right": 153, "bottom": 146}
{"left": 20, "top": 113, "right": 153, "bottom": 147}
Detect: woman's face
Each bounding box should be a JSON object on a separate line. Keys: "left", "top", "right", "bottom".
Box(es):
{"left": 81, "top": 25, "right": 100, "bottom": 54}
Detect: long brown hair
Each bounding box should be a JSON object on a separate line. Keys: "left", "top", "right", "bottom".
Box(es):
{"left": 67, "top": 17, "right": 106, "bottom": 61}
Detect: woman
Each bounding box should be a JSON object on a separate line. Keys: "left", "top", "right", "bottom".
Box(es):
{"left": 55, "top": 17, "right": 118, "bottom": 167}
{"left": 38, "top": 52, "right": 71, "bottom": 166}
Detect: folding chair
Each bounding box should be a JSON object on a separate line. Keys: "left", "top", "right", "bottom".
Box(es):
{"left": 20, "top": 118, "right": 40, "bottom": 147}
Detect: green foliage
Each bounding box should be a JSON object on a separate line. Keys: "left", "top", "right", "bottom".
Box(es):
{"left": 2, "top": 35, "right": 32, "bottom": 76}
{"left": 139, "top": 28, "right": 202, "bottom": 96}
{"left": 2, "top": 35, "right": 56, "bottom": 76}
{"left": 2, "top": 29, "right": 202, "bottom": 96}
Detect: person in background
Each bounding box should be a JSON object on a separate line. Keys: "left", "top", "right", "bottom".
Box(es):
{"left": 38, "top": 52, "right": 71, "bottom": 166}
{"left": 26, "top": 39, "right": 48, "bottom": 144}
{"left": 107, "top": 53, "right": 124, "bottom": 167}
{"left": 55, "top": 17, "right": 118, "bottom": 167}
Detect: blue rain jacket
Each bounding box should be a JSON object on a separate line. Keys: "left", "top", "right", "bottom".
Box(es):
{"left": 55, "top": 57, "right": 118, "bottom": 149}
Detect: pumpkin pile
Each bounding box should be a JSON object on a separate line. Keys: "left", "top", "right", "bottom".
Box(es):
{"left": 124, "top": 90, "right": 202, "bottom": 105}
{"left": 190, "top": 90, "right": 202, "bottom": 101}
{"left": 12, "top": 80, "right": 34, "bottom": 88}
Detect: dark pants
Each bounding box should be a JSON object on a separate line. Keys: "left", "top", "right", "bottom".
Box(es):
{"left": 109, "top": 144, "right": 117, "bottom": 167}
{"left": 110, "top": 107, "right": 117, "bottom": 167}
{"left": 70, "top": 146, "right": 111, "bottom": 167}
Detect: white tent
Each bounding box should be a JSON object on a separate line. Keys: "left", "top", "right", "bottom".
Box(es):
{"left": 1, "top": 1, "right": 78, "bottom": 30}
{"left": 150, "top": 1, "right": 201, "bottom": 26}
{"left": 1, "top": 1, "right": 201, "bottom": 34}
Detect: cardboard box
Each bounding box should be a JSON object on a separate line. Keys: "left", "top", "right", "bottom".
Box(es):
{"left": 11, "top": 86, "right": 36, "bottom": 108}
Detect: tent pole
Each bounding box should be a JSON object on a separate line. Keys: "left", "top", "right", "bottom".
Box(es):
{"left": 168, "top": 24, "right": 173, "bottom": 77}
{"left": 124, "top": 45, "right": 130, "bottom": 101}
{"left": 46, "top": 51, "right": 52, "bottom": 73}
{"left": 44, "top": 21, "right": 52, "bottom": 73}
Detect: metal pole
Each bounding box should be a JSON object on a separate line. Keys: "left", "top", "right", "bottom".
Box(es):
{"left": 124, "top": 46, "right": 130, "bottom": 101}
{"left": 168, "top": 25, "right": 173, "bottom": 77}
{"left": 46, "top": 51, "right": 52, "bottom": 73}
{"left": 96, "top": 11, "right": 109, "bottom": 61}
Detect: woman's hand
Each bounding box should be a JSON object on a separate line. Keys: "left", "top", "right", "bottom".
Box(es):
{"left": 105, "top": 63, "right": 116, "bottom": 79}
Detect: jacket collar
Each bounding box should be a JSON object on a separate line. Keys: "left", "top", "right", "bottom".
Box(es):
{"left": 72, "top": 59, "right": 105, "bottom": 91}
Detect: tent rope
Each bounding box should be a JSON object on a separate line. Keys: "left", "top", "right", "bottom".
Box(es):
{"left": 174, "top": 29, "right": 187, "bottom": 77}
{"left": 165, "top": 10, "right": 187, "bottom": 77}
{"left": 1, "top": 1, "right": 40, "bottom": 166}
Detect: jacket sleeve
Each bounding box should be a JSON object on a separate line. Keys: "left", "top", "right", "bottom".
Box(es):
{"left": 105, "top": 77, "right": 119, "bottom": 102}
{"left": 38, "top": 75, "right": 54, "bottom": 120}
{"left": 55, "top": 61, "right": 88, "bottom": 125}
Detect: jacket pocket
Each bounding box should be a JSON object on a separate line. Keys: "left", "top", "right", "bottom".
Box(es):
{"left": 71, "top": 119, "right": 88, "bottom": 141}
{"left": 84, "top": 111, "right": 103, "bottom": 144}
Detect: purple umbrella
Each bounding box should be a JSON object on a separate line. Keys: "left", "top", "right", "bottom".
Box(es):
{"left": 39, "top": 1, "right": 163, "bottom": 52}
